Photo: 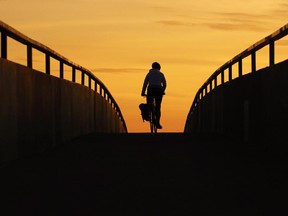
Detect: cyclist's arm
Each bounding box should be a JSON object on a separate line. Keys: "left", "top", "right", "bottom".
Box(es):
{"left": 161, "top": 73, "right": 167, "bottom": 93}
{"left": 141, "top": 75, "right": 149, "bottom": 96}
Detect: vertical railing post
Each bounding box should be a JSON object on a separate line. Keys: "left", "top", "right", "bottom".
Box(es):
{"left": 27, "top": 45, "right": 32, "bottom": 68}
{"left": 251, "top": 51, "right": 256, "bottom": 73}
{"left": 100, "top": 86, "right": 103, "bottom": 96}
{"left": 221, "top": 70, "right": 224, "bottom": 84}
{"left": 238, "top": 59, "right": 242, "bottom": 77}
{"left": 59, "top": 61, "right": 64, "bottom": 79}
{"left": 94, "top": 79, "right": 97, "bottom": 91}
{"left": 269, "top": 40, "right": 275, "bottom": 66}
{"left": 81, "top": 71, "right": 85, "bottom": 85}
{"left": 1, "top": 31, "right": 7, "bottom": 59}
{"left": 228, "top": 65, "right": 232, "bottom": 81}
{"left": 72, "top": 67, "right": 76, "bottom": 82}
{"left": 214, "top": 77, "right": 217, "bottom": 88}
{"left": 88, "top": 76, "right": 91, "bottom": 88}
{"left": 45, "top": 53, "right": 50, "bottom": 75}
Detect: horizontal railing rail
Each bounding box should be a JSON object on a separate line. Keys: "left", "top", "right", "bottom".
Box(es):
{"left": 185, "top": 23, "right": 288, "bottom": 132}
{"left": 0, "top": 20, "right": 127, "bottom": 132}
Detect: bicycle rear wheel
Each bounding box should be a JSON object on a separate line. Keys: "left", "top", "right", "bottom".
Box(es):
{"left": 150, "top": 109, "right": 157, "bottom": 133}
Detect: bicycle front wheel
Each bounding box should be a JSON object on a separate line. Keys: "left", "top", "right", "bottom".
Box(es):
{"left": 150, "top": 121, "right": 157, "bottom": 133}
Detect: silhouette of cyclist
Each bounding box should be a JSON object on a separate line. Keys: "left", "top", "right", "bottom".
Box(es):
{"left": 141, "top": 62, "right": 167, "bottom": 129}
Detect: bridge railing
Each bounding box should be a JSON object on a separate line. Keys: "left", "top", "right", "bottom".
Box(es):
{"left": 0, "top": 20, "right": 127, "bottom": 132}
{"left": 185, "top": 23, "right": 288, "bottom": 132}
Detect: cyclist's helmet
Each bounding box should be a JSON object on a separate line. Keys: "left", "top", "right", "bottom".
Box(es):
{"left": 152, "top": 62, "right": 161, "bottom": 70}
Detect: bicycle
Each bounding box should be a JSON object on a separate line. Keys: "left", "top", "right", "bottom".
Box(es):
{"left": 146, "top": 95, "right": 158, "bottom": 133}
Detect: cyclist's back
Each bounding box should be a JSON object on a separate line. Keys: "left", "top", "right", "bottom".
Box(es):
{"left": 141, "top": 62, "right": 166, "bottom": 129}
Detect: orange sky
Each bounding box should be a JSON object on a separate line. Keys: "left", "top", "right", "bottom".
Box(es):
{"left": 1, "top": 0, "right": 288, "bottom": 132}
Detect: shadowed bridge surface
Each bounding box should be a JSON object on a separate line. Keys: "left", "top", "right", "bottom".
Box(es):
{"left": 1, "top": 133, "right": 285, "bottom": 215}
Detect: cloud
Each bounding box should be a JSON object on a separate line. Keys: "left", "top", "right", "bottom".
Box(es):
{"left": 204, "top": 2, "right": 288, "bottom": 32}
{"left": 155, "top": 12, "right": 270, "bottom": 32}
{"left": 156, "top": 20, "right": 196, "bottom": 27}
{"left": 203, "top": 12, "right": 269, "bottom": 32}
{"left": 204, "top": 22, "right": 267, "bottom": 32}
{"left": 269, "top": 3, "right": 288, "bottom": 20}
{"left": 91, "top": 68, "right": 146, "bottom": 74}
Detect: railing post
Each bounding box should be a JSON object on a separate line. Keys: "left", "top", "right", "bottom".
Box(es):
{"left": 238, "top": 59, "right": 242, "bottom": 77}
{"left": 214, "top": 77, "right": 217, "bottom": 88}
{"left": 94, "top": 79, "right": 97, "bottom": 91}
{"left": 60, "top": 61, "right": 64, "bottom": 79}
{"left": 100, "top": 86, "right": 103, "bottom": 96}
{"left": 27, "top": 45, "right": 32, "bottom": 68}
{"left": 1, "top": 32, "right": 7, "bottom": 59}
{"left": 228, "top": 65, "right": 232, "bottom": 81}
{"left": 269, "top": 40, "right": 275, "bottom": 66}
{"left": 81, "top": 71, "right": 85, "bottom": 85}
{"left": 251, "top": 51, "right": 256, "bottom": 73}
{"left": 45, "top": 53, "right": 50, "bottom": 75}
{"left": 221, "top": 70, "right": 224, "bottom": 84}
{"left": 72, "top": 67, "right": 76, "bottom": 82}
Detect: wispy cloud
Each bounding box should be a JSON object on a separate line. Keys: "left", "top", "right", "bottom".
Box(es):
{"left": 203, "top": 12, "right": 269, "bottom": 32}
{"left": 156, "top": 20, "right": 196, "bottom": 27}
{"left": 269, "top": 3, "right": 288, "bottom": 19}
{"left": 204, "top": 22, "right": 267, "bottom": 32}
{"left": 204, "top": 1, "right": 288, "bottom": 32}
{"left": 155, "top": 12, "right": 269, "bottom": 32}
{"left": 91, "top": 68, "right": 146, "bottom": 74}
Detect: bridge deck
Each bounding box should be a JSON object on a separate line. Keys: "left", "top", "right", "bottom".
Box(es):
{"left": 0, "top": 133, "right": 285, "bottom": 215}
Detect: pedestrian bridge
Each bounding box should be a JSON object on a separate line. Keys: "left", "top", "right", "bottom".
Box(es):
{"left": 1, "top": 21, "right": 287, "bottom": 215}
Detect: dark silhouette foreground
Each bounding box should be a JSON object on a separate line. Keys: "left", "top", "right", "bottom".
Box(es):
{"left": 0, "top": 133, "right": 285, "bottom": 215}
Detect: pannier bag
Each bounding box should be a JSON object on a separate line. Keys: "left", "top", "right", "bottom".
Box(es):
{"left": 139, "top": 103, "right": 150, "bottom": 121}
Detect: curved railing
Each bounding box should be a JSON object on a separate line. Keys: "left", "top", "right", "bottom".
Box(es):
{"left": 185, "top": 23, "right": 288, "bottom": 132}
{"left": 0, "top": 20, "right": 127, "bottom": 132}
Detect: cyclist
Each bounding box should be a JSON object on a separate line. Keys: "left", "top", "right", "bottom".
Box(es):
{"left": 141, "top": 62, "right": 167, "bottom": 129}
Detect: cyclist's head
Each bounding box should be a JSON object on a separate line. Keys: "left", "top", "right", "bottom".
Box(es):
{"left": 152, "top": 62, "right": 161, "bottom": 70}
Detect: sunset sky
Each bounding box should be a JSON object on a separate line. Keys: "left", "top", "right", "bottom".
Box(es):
{"left": 1, "top": 0, "right": 287, "bottom": 132}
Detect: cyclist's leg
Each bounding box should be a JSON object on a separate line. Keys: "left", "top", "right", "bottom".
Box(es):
{"left": 154, "top": 92, "right": 163, "bottom": 128}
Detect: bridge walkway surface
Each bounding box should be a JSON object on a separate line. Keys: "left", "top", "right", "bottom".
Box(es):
{"left": 0, "top": 133, "right": 285, "bottom": 215}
